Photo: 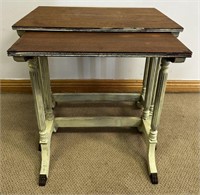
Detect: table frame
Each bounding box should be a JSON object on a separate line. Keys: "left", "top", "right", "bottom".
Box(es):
{"left": 12, "top": 54, "right": 181, "bottom": 186}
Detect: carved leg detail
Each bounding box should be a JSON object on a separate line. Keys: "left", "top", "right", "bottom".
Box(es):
{"left": 39, "top": 120, "right": 54, "bottom": 186}
{"left": 148, "top": 58, "right": 170, "bottom": 184}
{"left": 28, "top": 58, "right": 47, "bottom": 143}
{"left": 148, "top": 131, "right": 158, "bottom": 184}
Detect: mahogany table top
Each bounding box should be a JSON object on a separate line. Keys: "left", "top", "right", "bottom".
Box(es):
{"left": 8, "top": 32, "right": 191, "bottom": 58}
{"left": 12, "top": 6, "right": 183, "bottom": 33}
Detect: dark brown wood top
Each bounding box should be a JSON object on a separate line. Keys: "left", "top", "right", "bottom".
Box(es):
{"left": 12, "top": 6, "right": 183, "bottom": 32}
{"left": 7, "top": 32, "right": 192, "bottom": 58}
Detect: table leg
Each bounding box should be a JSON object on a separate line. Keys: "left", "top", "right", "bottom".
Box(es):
{"left": 28, "top": 57, "right": 54, "bottom": 186}
{"left": 142, "top": 57, "right": 158, "bottom": 120}
{"left": 38, "top": 57, "right": 57, "bottom": 132}
{"left": 38, "top": 57, "right": 54, "bottom": 119}
{"left": 150, "top": 58, "right": 161, "bottom": 116}
{"left": 28, "top": 58, "right": 47, "bottom": 143}
{"left": 136, "top": 57, "right": 150, "bottom": 108}
{"left": 148, "top": 59, "right": 170, "bottom": 184}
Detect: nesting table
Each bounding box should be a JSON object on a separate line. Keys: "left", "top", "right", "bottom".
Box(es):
{"left": 7, "top": 7, "right": 192, "bottom": 186}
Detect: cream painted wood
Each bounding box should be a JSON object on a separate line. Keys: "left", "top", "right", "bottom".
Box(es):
{"left": 38, "top": 57, "right": 54, "bottom": 121}
{"left": 28, "top": 58, "right": 47, "bottom": 143}
{"left": 38, "top": 58, "right": 46, "bottom": 110}
{"left": 55, "top": 117, "right": 141, "bottom": 128}
{"left": 141, "top": 57, "right": 150, "bottom": 100}
{"left": 148, "top": 143, "right": 158, "bottom": 174}
{"left": 29, "top": 57, "right": 55, "bottom": 185}
{"left": 137, "top": 118, "right": 151, "bottom": 146}
{"left": 53, "top": 93, "right": 140, "bottom": 102}
{"left": 151, "top": 59, "right": 170, "bottom": 132}
{"left": 39, "top": 120, "right": 54, "bottom": 176}
{"left": 138, "top": 119, "right": 150, "bottom": 136}
{"left": 150, "top": 58, "right": 161, "bottom": 116}
{"left": 148, "top": 59, "right": 170, "bottom": 180}
{"left": 142, "top": 58, "right": 158, "bottom": 120}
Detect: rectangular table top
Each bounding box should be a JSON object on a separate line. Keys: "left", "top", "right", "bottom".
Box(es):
{"left": 12, "top": 6, "right": 183, "bottom": 33}
{"left": 7, "top": 32, "right": 192, "bottom": 58}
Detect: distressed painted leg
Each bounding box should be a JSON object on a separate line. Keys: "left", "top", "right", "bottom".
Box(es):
{"left": 38, "top": 57, "right": 54, "bottom": 120}
{"left": 148, "top": 59, "right": 170, "bottom": 184}
{"left": 150, "top": 58, "right": 161, "bottom": 116}
{"left": 39, "top": 120, "right": 54, "bottom": 186}
{"left": 38, "top": 57, "right": 57, "bottom": 133}
{"left": 28, "top": 58, "right": 53, "bottom": 186}
{"left": 142, "top": 58, "right": 157, "bottom": 120}
{"left": 28, "top": 58, "right": 47, "bottom": 144}
{"left": 138, "top": 58, "right": 157, "bottom": 134}
{"left": 136, "top": 57, "right": 150, "bottom": 108}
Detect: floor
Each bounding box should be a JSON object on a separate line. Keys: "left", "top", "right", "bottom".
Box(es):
{"left": 1, "top": 93, "right": 200, "bottom": 194}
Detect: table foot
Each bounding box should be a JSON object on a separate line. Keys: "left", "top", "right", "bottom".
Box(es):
{"left": 39, "top": 143, "right": 50, "bottom": 186}
{"left": 150, "top": 173, "right": 158, "bottom": 184}
{"left": 38, "top": 119, "right": 54, "bottom": 186}
{"left": 39, "top": 174, "right": 47, "bottom": 186}
{"left": 148, "top": 141, "right": 158, "bottom": 183}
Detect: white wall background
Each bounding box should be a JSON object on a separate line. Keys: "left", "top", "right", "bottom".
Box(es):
{"left": 0, "top": 0, "right": 199, "bottom": 80}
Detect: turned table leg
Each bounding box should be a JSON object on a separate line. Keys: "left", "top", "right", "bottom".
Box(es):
{"left": 148, "top": 58, "right": 170, "bottom": 184}
{"left": 150, "top": 58, "right": 161, "bottom": 116}
{"left": 142, "top": 57, "right": 158, "bottom": 120}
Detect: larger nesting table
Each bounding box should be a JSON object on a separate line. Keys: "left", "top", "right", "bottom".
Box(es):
{"left": 8, "top": 7, "right": 192, "bottom": 186}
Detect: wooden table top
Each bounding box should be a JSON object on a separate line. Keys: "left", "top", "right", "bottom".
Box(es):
{"left": 12, "top": 6, "right": 183, "bottom": 33}
{"left": 7, "top": 32, "right": 192, "bottom": 58}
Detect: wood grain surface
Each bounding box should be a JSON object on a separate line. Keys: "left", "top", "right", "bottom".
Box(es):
{"left": 7, "top": 32, "right": 192, "bottom": 57}
{"left": 12, "top": 6, "right": 183, "bottom": 32}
